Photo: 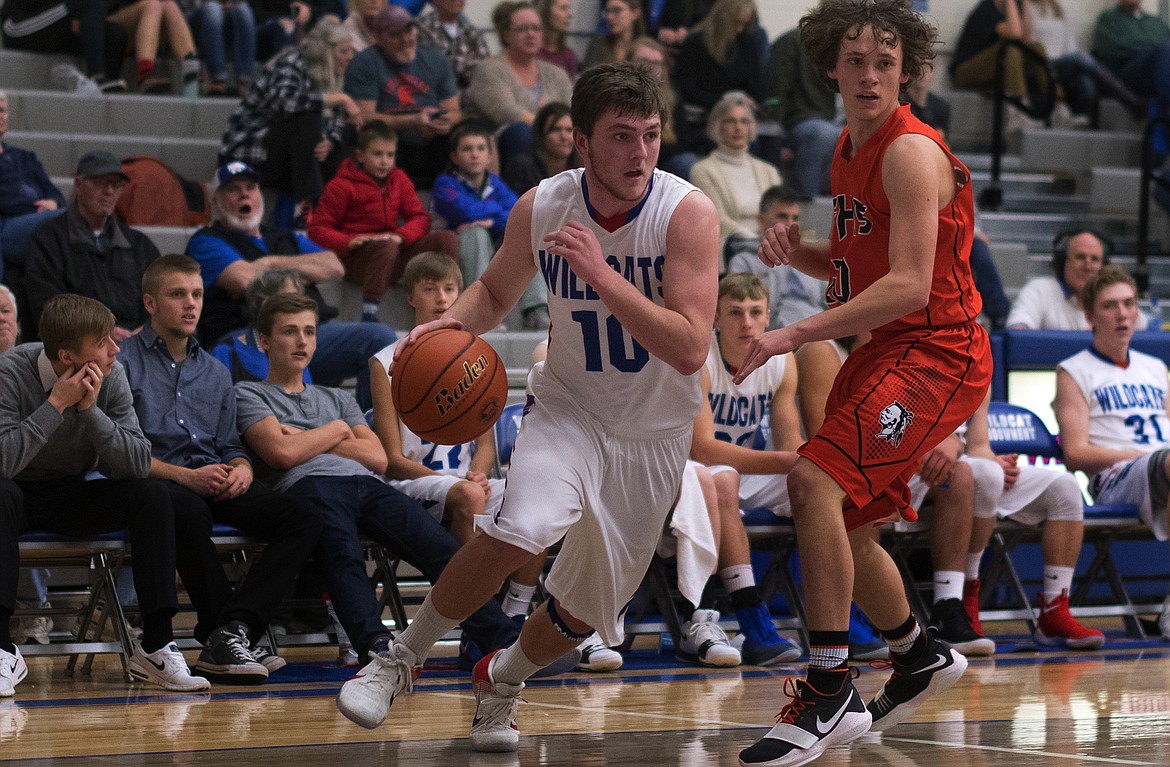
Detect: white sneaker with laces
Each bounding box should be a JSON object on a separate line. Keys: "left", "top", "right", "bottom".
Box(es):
{"left": 128, "top": 642, "right": 211, "bottom": 692}
{"left": 336, "top": 640, "right": 418, "bottom": 729}
{"left": 679, "top": 609, "right": 741, "bottom": 667}
{"left": 1, "top": 646, "right": 28, "bottom": 697}
{"left": 576, "top": 632, "right": 623, "bottom": 671}
{"left": 470, "top": 650, "right": 523, "bottom": 752}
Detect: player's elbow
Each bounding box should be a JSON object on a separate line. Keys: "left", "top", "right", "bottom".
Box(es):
{"left": 671, "top": 345, "right": 709, "bottom": 376}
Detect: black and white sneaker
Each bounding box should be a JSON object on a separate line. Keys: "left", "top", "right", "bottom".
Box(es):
{"left": 739, "top": 669, "right": 871, "bottom": 767}
{"left": 867, "top": 631, "right": 967, "bottom": 731}
{"left": 195, "top": 621, "right": 268, "bottom": 683}
{"left": 250, "top": 642, "right": 287, "bottom": 672}
{"left": 930, "top": 598, "right": 995, "bottom": 656}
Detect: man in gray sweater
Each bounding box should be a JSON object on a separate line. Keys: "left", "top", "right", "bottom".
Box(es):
{"left": 0, "top": 294, "right": 209, "bottom": 696}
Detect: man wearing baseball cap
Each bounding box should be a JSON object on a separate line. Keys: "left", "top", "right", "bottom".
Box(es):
{"left": 23, "top": 151, "right": 159, "bottom": 341}
{"left": 343, "top": 4, "right": 461, "bottom": 186}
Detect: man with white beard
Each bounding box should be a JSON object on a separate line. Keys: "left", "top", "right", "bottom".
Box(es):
{"left": 185, "top": 162, "right": 395, "bottom": 409}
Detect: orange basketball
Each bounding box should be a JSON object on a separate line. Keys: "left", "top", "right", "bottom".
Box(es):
{"left": 391, "top": 328, "right": 509, "bottom": 445}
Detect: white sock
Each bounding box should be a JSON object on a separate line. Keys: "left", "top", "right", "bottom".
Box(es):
{"left": 966, "top": 553, "right": 983, "bottom": 581}
{"left": 933, "top": 570, "right": 964, "bottom": 603}
{"left": 490, "top": 640, "right": 543, "bottom": 686}
{"left": 719, "top": 564, "right": 755, "bottom": 593}
{"left": 1042, "top": 565, "right": 1075, "bottom": 602}
{"left": 501, "top": 581, "right": 537, "bottom": 617}
{"left": 396, "top": 592, "right": 459, "bottom": 663}
{"left": 362, "top": 300, "right": 379, "bottom": 317}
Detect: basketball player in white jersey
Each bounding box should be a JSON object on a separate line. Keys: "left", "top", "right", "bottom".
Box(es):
{"left": 1054, "top": 265, "right": 1170, "bottom": 640}
{"left": 336, "top": 62, "right": 721, "bottom": 750}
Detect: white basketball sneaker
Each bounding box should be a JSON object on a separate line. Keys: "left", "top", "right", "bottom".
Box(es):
{"left": 470, "top": 650, "right": 523, "bottom": 752}
{"left": 576, "top": 632, "right": 623, "bottom": 671}
{"left": 679, "top": 609, "right": 741, "bottom": 667}
{"left": 128, "top": 642, "right": 211, "bottom": 692}
{"left": 0, "top": 646, "right": 28, "bottom": 697}
{"left": 336, "top": 640, "right": 419, "bottom": 729}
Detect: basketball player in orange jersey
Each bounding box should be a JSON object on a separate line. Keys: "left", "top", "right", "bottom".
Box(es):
{"left": 336, "top": 62, "right": 721, "bottom": 751}
{"left": 732, "top": 2, "right": 993, "bottom": 765}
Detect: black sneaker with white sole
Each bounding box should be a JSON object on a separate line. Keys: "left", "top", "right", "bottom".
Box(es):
{"left": 739, "top": 668, "right": 872, "bottom": 767}
{"left": 866, "top": 631, "right": 967, "bottom": 731}
{"left": 930, "top": 598, "right": 995, "bottom": 657}
{"left": 195, "top": 621, "right": 268, "bottom": 683}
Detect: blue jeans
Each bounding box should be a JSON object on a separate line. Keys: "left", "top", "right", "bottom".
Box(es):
{"left": 292, "top": 475, "right": 521, "bottom": 659}
{"left": 310, "top": 321, "right": 396, "bottom": 411}
{"left": 0, "top": 209, "right": 65, "bottom": 280}
{"left": 1117, "top": 40, "right": 1170, "bottom": 103}
{"left": 789, "top": 118, "right": 839, "bottom": 199}
{"left": 969, "top": 237, "right": 1010, "bottom": 329}
{"left": 189, "top": 1, "right": 256, "bottom": 82}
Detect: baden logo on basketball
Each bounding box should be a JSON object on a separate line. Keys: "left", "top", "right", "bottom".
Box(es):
{"left": 435, "top": 355, "right": 490, "bottom": 417}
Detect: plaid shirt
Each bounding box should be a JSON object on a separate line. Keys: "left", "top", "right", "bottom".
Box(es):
{"left": 219, "top": 49, "right": 345, "bottom": 164}
{"left": 414, "top": 5, "right": 490, "bottom": 88}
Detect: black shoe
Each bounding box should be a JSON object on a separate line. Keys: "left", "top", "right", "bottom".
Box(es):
{"left": 867, "top": 630, "right": 967, "bottom": 732}
{"left": 195, "top": 621, "right": 268, "bottom": 683}
{"left": 249, "top": 642, "right": 287, "bottom": 672}
{"left": 930, "top": 598, "right": 995, "bottom": 657}
{"left": 739, "top": 669, "right": 871, "bottom": 766}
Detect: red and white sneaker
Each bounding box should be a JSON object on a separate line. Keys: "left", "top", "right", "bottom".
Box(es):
{"left": 470, "top": 650, "right": 524, "bottom": 752}
{"left": 963, "top": 579, "right": 984, "bottom": 637}
{"left": 1034, "top": 590, "right": 1105, "bottom": 650}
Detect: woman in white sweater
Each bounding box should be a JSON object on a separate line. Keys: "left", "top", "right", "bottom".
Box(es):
{"left": 689, "top": 91, "right": 781, "bottom": 270}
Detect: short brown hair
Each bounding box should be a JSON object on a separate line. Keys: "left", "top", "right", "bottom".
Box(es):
{"left": 448, "top": 119, "right": 493, "bottom": 154}
{"left": 800, "top": 0, "right": 937, "bottom": 94}
{"left": 491, "top": 0, "right": 536, "bottom": 38}
{"left": 357, "top": 120, "right": 397, "bottom": 150}
{"left": 718, "top": 272, "right": 769, "bottom": 304}
{"left": 39, "top": 294, "right": 116, "bottom": 359}
{"left": 571, "top": 62, "right": 668, "bottom": 138}
{"left": 1081, "top": 265, "right": 1136, "bottom": 315}
{"left": 402, "top": 251, "right": 463, "bottom": 294}
{"left": 142, "top": 253, "right": 201, "bottom": 297}
{"left": 256, "top": 293, "right": 318, "bottom": 337}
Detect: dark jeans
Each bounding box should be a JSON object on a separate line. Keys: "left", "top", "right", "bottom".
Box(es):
{"left": 260, "top": 109, "right": 326, "bottom": 203}
{"left": 163, "top": 481, "right": 323, "bottom": 643}
{"left": 1116, "top": 41, "right": 1170, "bottom": 103}
{"left": 1, "top": 477, "right": 178, "bottom": 621}
{"left": 970, "top": 237, "right": 1010, "bottom": 329}
{"left": 292, "top": 475, "right": 520, "bottom": 659}
{"left": 310, "top": 321, "right": 396, "bottom": 412}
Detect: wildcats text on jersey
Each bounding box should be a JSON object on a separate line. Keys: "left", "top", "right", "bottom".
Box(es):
{"left": 1093, "top": 382, "right": 1167, "bottom": 414}
{"left": 709, "top": 391, "right": 772, "bottom": 431}
{"left": 538, "top": 250, "right": 665, "bottom": 301}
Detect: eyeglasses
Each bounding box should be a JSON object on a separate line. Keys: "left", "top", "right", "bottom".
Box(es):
{"left": 82, "top": 177, "right": 127, "bottom": 191}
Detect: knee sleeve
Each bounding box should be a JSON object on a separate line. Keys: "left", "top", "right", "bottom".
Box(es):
{"left": 964, "top": 456, "right": 1003, "bottom": 519}
{"left": 1039, "top": 474, "right": 1084, "bottom": 522}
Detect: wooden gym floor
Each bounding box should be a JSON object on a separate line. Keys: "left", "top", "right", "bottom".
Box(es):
{"left": 3, "top": 629, "right": 1170, "bottom": 766}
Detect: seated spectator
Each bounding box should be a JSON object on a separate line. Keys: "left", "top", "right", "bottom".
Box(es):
{"left": 1006, "top": 228, "right": 1149, "bottom": 331}
{"left": 0, "top": 294, "right": 210, "bottom": 696}
{"left": 343, "top": 0, "right": 386, "bottom": 53}
{"left": 0, "top": 1, "right": 129, "bottom": 92}
{"left": 211, "top": 268, "right": 314, "bottom": 383}
{"left": 25, "top": 151, "right": 159, "bottom": 342}
{"left": 0, "top": 284, "right": 16, "bottom": 354}
{"left": 1053, "top": 266, "right": 1169, "bottom": 640}
{"left": 235, "top": 292, "right": 532, "bottom": 666}
{"left": 0, "top": 93, "right": 66, "bottom": 285}
{"left": 254, "top": 0, "right": 329, "bottom": 63}
{"left": 672, "top": 0, "right": 766, "bottom": 157}
{"left": 689, "top": 91, "right": 781, "bottom": 269}
{"left": 221, "top": 20, "right": 362, "bottom": 228}
{"left": 536, "top": 0, "right": 577, "bottom": 79}
{"left": 432, "top": 121, "right": 548, "bottom": 329}
{"left": 625, "top": 36, "right": 694, "bottom": 178}
{"left": 762, "top": 23, "right": 838, "bottom": 199}
{"left": 120, "top": 254, "right": 324, "bottom": 681}
{"left": 462, "top": 2, "right": 572, "bottom": 170}
{"left": 500, "top": 101, "right": 578, "bottom": 196}
{"left": 905, "top": 69, "right": 951, "bottom": 137}
{"left": 582, "top": 0, "right": 644, "bottom": 70}
{"left": 307, "top": 121, "right": 460, "bottom": 323}
{"left": 654, "top": 0, "right": 711, "bottom": 52}
{"left": 185, "top": 0, "right": 257, "bottom": 96}
{"left": 186, "top": 160, "right": 395, "bottom": 409}
{"left": 950, "top": 0, "right": 1051, "bottom": 129}
{"left": 416, "top": 0, "right": 491, "bottom": 89}
{"left": 969, "top": 229, "right": 1012, "bottom": 331}
{"left": 108, "top": 0, "right": 200, "bottom": 94}
{"left": 1093, "top": 0, "right": 1170, "bottom": 114}
{"left": 345, "top": 5, "right": 461, "bottom": 187}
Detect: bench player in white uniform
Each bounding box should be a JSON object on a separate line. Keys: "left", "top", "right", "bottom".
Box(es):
{"left": 336, "top": 62, "right": 721, "bottom": 750}
{"left": 1054, "top": 265, "right": 1170, "bottom": 641}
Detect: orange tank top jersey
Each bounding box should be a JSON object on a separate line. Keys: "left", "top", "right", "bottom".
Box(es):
{"left": 827, "top": 104, "right": 981, "bottom": 333}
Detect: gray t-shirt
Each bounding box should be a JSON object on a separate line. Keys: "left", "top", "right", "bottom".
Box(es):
{"left": 235, "top": 380, "right": 372, "bottom": 492}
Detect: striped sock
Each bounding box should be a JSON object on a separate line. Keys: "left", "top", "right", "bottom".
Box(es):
{"left": 882, "top": 613, "right": 925, "bottom": 662}
{"left": 807, "top": 630, "right": 850, "bottom": 693}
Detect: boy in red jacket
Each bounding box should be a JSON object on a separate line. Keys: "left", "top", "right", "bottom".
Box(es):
{"left": 308, "top": 122, "right": 459, "bottom": 322}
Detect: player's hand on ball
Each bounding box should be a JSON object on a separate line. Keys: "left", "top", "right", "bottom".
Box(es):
{"left": 759, "top": 222, "right": 801, "bottom": 268}
{"left": 734, "top": 329, "right": 797, "bottom": 384}
{"left": 393, "top": 318, "right": 465, "bottom": 365}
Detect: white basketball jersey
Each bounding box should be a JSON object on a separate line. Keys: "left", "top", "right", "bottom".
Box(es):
{"left": 530, "top": 168, "right": 703, "bottom": 433}
{"left": 372, "top": 343, "right": 474, "bottom": 475}
{"left": 1059, "top": 347, "right": 1170, "bottom": 454}
{"left": 705, "top": 332, "right": 789, "bottom": 446}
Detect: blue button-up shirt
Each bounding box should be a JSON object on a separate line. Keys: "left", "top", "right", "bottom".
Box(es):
{"left": 118, "top": 325, "right": 248, "bottom": 469}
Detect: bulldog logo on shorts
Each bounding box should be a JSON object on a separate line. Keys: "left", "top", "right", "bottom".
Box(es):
{"left": 876, "top": 401, "right": 913, "bottom": 447}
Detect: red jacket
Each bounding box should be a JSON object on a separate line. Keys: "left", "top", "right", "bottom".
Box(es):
{"left": 307, "top": 158, "right": 431, "bottom": 255}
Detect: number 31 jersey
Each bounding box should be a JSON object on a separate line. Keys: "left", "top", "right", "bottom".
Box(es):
{"left": 1059, "top": 346, "right": 1170, "bottom": 453}
{"left": 530, "top": 168, "right": 703, "bottom": 434}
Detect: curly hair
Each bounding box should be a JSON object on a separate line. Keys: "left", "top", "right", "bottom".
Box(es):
{"left": 799, "top": 0, "right": 937, "bottom": 93}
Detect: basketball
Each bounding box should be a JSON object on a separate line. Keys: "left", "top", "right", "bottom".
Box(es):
{"left": 391, "top": 328, "right": 509, "bottom": 445}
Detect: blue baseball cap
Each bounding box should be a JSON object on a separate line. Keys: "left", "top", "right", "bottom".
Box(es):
{"left": 210, "top": 161, "right": 261, "bottom": 194}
